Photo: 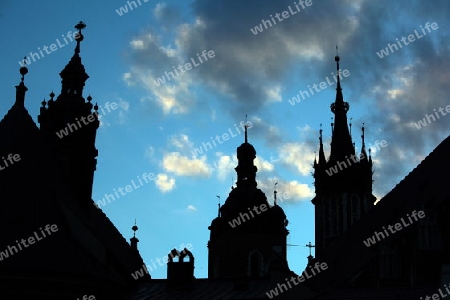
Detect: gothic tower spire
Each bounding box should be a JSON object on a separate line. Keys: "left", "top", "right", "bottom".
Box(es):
{"left": 311, "top": 49, "right": 376, "bottom": 260}
{"left": 329, "top": 47, "right": 354, "bottom": 163}
{"left": 38, "top": 21, "right": 99, "bottom": 207}
{"left": 318, "top": 124, "right": 326, "bottom": 166}
{"left": 360, "top": 123, "right": 368, "bottom": 163}
{"left": 60, "top": 21, "right": 88, "bottom": 97}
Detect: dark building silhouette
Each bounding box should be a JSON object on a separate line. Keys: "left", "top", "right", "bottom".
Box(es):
{"left": 207, "top": 125, "right": 290, "bottom": 279}
{"left": 312, "top": 53, "right": 376, "bottom": 260}
{"left": 1, "top": 23, "right": 449, "bottom": 299}
{"left": 0, "top": 22, "right": 148, "bottom": 299}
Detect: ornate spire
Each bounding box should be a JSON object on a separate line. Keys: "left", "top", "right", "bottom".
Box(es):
{"left": 14, "top": 57, "right": 29, "bottom": 108}
{"left": 130, "top": 220, "right": 139, "bottom": 250}
{"left": 360, "top": 123, "right": 369, "bottom": 162}
{"left": 59, "top": 21, "right": 89, "bottom": 96}
{"left": 235, "top": 116, "right": 257, "bottom": 188}
{"left": 335, "top": 46, "right": 342, "bottom": 91}
{"left": 329, "top": 48, "right": 355, "bottom": 162}
{"left": 318, "top": 123, "right": 326, "bottom": 166}
{"left": 74, "top": 21, "right": 86, "bottom": 54}
{"left": 274, "top": 181, "right": 278, "bottom": 206}
{"left": 244, "top": 114, "right": 248, "bottom": 143}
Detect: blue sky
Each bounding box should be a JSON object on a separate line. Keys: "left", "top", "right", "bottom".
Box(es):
{"left": 1, "top": 0, "right": 449, "bottom": 279}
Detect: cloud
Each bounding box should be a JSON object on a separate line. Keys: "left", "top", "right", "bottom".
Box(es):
{"left": 214, "top": 153, "right": 238, "bottom": 181}
{"left": 155, "top": 173, "right": 176, "bottom": 193}
{"left": 248, "top": 116, "right": 284, "bottom": 147}
{"left": 278, "top": 143, "right": 315, "bottom": 176}
{"left": 122, "top": 31, "right": 196, "bottom": 115}
{"left": 145, "top": 146, "right": 155, "bottom": 159}
{"left": 257, "top": 177, "right": 314, "bottom": 203}
{"left": 118, "top": 98, "right": 130, "bottom": 111}
{"left": 122, "top": 0, "right": 450, "bottom": 200}
{"left": 254, "top": 156, "right": 274, "bottom": 172}
{"left": 169, "top": 134, "right": 193, "bottom": 152}
{"left": 187, "top": 204, "right": 197, "bottom": 211}
{"left": 162, "top": 152, "right": 211, "bottom": 177}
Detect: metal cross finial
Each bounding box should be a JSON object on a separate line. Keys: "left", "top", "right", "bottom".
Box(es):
{"left": 74, "top": 21, "right": 86, "bottom": 54}
{"left": 305, "top": 242, "right": 315, "bottom": 256}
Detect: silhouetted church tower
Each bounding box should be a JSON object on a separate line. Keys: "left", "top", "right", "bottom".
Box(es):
{"left": 208, "top": 124, "right": 289, "bottom": 279}
{"left": 312, "top": 51, "right": 376, "bottom": 259}
{"left": 38, "top": 21, "right": 99, "bottom": 205}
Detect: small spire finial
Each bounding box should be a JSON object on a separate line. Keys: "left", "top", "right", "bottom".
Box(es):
{"left": 349, "top": 117, "right": 353, "bottom": 136}
{"left": 74, "top": 21, "right": 86, "bottom": 54}
{"left": 132, "top": 219, "right": 138, "bottom": 238}
{"left": 244, "top": 114, "right": 248, "bottom": 143}
{"left": 331, "top": 117, "right": 334, "bottom": 135}
{"left": 130, "top": 219, "right": 139, "bottom": 250}
{"left": 216, "top": 195, "right": 221, "bottom": 217}
{"left": 319, "top": 123, "right": 323, "bottom": 142}
{"left": 335, "top": 45, "right": 341, "bottom": 88}
{"left": 361, "top": 122, "right": 366, "bottom": 148}
{"left": 274, "top": 182, "right": 278, "bottom": 206}
{"left": 306, "top": 241, "right": 315, "bottom": 257}
{"left": 19, "top": 57, "right": 28, "bottom": 82}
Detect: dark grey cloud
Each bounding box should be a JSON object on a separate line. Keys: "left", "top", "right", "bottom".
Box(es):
{"left": 124, "top": 0, "right": 450, "bottom": 198}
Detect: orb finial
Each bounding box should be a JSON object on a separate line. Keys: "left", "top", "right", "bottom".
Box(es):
{"left": 132, "top": 219, "right": 138, "bottom": 238}
{"left": 19, "top": 57, "right": 28, "bottom": 82}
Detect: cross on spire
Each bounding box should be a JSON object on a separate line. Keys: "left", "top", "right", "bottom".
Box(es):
{"left": 305, "top": 241, "right": 315, "bottom": 256}
{"left": 74, "top": 21, "right": 86, "bottom": 54}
